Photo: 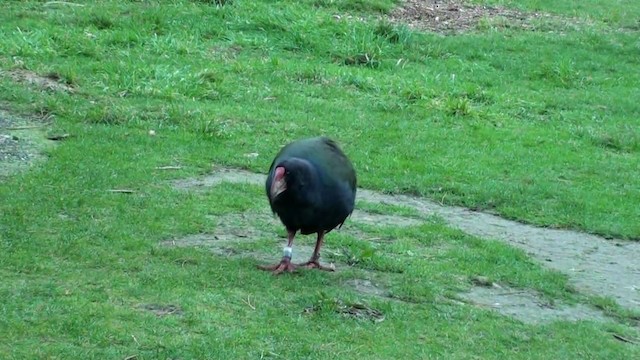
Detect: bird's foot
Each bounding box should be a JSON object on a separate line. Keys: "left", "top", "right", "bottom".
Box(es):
{"left": 297, "top": 260, "right": 335, "bottom": 272}
{"left": 257, "top": 258, "right": 297, "bottom": 275}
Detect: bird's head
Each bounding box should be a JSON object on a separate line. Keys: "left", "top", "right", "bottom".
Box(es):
{"left": 269, "top": 158, "right": 315, "bottom": 200}
{"left": 270, "top": 166, "right": 288, "bottom": 199}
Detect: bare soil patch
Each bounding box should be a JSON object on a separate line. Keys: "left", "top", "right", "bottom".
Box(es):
{"left": 161, "top": 211, "right": 277, "bottom": 257}
{"left": 304, "top": 298, "right": 386, "bottom": 323}
{"left": 344, "top": 278, "right": 388, "bottom": 298}
{"left": 171, "top": 168, "right": 640, "bottom": 311}
{"left": 165, "top": 232, "right": 339, "bottom": 270}
{"left": 352, "top": 209, "right": 422, "bottom": 227}
{"left": 0, "top": 109, "right": 53, "bottom": 178}
{"left": 160, "top": 209, "right": 410, "bottom": 268}
{"left": 458, "top": 284, "right": 608, "bottom": 324}
{"left": 171, "top": 167, "right": 263, "bottom": 189}
{"left": 138, "top": 303, "right": 184, "bottom": 317}
{"left": 1, "top": 69, "right": 75, "bottom": 93}
{"left": 389, "top": 0, "right": 554, "bottom": 33}
{"left": 359, "top": 188, "right": 640, "bottom": 310}
{"left": 0, "top": 134, "right": 32, "bottom": 163}
{"left": 162, "top": 210, "right": 403, "bottom": 300}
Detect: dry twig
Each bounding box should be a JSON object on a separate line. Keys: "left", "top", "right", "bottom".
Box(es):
{"left": 3, "top": 125, "right": 47, "bottom": 130}
{"left": 44, "top": 1, "right": 85, "bottom": 6}
{"left": 107, "top": 189, "right": 135, "bottom": 194}
{"left": 242, "top": 296, "right": 256, "bottom": 310}
{"left": 613, "top": 333, "right": 638, "bottom": 344}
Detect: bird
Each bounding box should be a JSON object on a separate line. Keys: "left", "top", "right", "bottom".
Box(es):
{"left": 259, "top": 137, "right": 357, "bottom": 275}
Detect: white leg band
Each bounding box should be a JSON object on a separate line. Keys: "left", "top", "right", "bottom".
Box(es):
{"left": 283, "top": 246, "right": 293, "bottom": 259}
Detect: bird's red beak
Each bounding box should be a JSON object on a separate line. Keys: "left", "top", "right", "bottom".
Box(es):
{"left": 270, "top": 166, "right": 287, "bottom": 198}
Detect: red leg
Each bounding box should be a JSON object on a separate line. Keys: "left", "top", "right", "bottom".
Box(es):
{"left": 297, "top": 231, "right": 335, "bottom": 271}
{"left": 258, "top": 230, "right": 297, "bottom": 275}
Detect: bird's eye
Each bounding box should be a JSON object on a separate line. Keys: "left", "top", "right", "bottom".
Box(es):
{"left": 285, "top": 170, "right": 290, "bottom": 175}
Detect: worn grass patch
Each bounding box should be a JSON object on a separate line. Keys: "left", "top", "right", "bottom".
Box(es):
{"left": 169, "top": 167, "right": 640, "bottom": 311}
{"left": 0, "top": 109, "right": 58, "bottom": 177}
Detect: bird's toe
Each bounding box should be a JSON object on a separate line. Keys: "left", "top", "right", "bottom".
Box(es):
{"left": 297, "top": 260, "right": 335, "bottom": 272}
{"left": 258, "top": 258, "right": 297, "bottom": 275}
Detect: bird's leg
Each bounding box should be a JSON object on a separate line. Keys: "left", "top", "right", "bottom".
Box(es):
{"left": 297, "top": 231, "right": 335, "bottom": 271}
{"left": 257, "top": 230, "right": 297, "bottom": 275}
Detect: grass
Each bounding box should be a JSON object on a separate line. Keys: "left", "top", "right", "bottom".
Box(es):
{"left": 0, "top": 0, "right": 639, "bottom": 358}
{"left": 474, "top": 0, "right": 640, "bottom": 29}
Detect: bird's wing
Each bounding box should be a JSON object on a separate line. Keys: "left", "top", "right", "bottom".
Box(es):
{"left": 316, "top": 137, "right": 357, "bottom": 192}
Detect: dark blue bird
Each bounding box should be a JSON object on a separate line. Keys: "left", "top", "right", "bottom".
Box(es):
{"left": 259, "top": 137, "right": 357, "bottom": 274}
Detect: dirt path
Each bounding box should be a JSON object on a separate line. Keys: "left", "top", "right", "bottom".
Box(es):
{"left": 174, "top": 168, "right": 640, "bottom": 310}
{"left": 360, "top": 189, "right": 640, "bottom": 309}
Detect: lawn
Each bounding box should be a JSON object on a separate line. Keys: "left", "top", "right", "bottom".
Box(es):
{"left": 0, "top": 0, "right": 638, "bottom": 358}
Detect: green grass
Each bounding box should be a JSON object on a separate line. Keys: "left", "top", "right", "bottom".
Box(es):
{"left": 1, "top": 0, "right": 639, "bottom": 358}
{"left": 356, "top": 200, "right": 423, "bottom": 218}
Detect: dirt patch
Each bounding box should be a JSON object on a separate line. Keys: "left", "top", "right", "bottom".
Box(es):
{"left": 162, "top": 212, "right": 340, "bottom": 266}
{"left": 457, "top": 284, "right": 609, "bottom": 324}
{"left": 352, "top": 209, "right": 422, "bottom": 227}
{"left": 389, "top": 0, "right": 554, "bottom": 33}
{"left": 337, "top": 301, "right": 385, "bottom": 322}
{"left": 0, "top": 109, "right": 54, "bottom": 178}
{"left": 344, "top": 278, "right": 388, "bottom": 298}
{"left": 304, "top": 298, "right": 385, "bottom": 323}
{"left": 1, "top": 69, "right": 75, "bottom": 93}
{"left": 161, "top": 207, "right": 416, "bottom": 271}
{"left": 161, "top": 212, "right": 273, "bottom": 256}
{"left": 171, "top": 168, "right": 640, "bottom": 310}
{"left": 172, "top": 167, "right": 263, "bottom": 190}
{"left": 0, "top": 134, "right": 32, "bottom": 163}
{"left": 138, "top": 303, "right": 184, "bottom": 317}
{"left": 357, "top": 189, "right": 640, "bottom": 310}
{"left": 204, "top": 211, "right": 276, "bottom": 242}
{"left": 164, "top": 231, "right": 335, "bottom": 268}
